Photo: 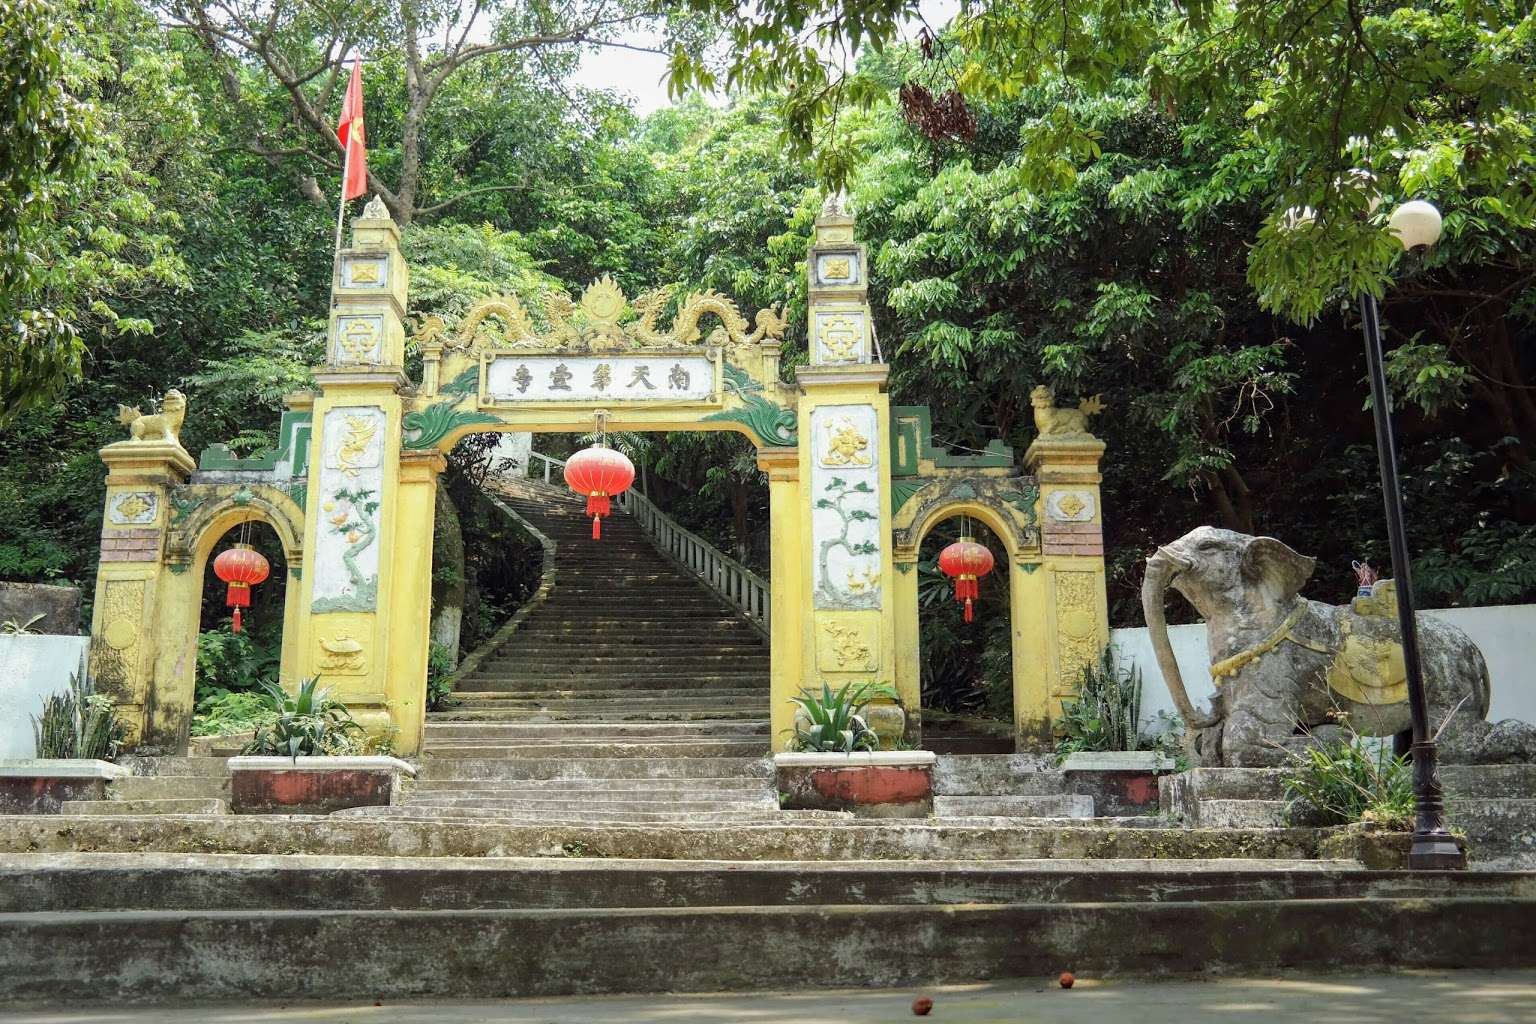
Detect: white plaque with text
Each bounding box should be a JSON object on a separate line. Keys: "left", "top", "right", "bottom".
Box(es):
{"left": 484, "top": 354, "right": 716, "bottom": 404}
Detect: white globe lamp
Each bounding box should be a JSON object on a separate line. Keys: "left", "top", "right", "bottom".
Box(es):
{"left": 1388, "top": 200, "right": 1442, "bottom": 251}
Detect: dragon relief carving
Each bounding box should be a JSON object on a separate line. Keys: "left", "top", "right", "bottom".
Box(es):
{"left": 408, "top": 279, "right": 789, "bottom": 358}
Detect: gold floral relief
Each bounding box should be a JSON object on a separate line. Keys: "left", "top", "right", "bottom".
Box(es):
{"left": 822, "top": 418, "right": 871, "bottom": 466}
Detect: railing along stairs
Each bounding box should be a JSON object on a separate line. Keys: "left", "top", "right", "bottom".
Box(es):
{"left": 525, "top": 451, "right": 770, "bottom": 635}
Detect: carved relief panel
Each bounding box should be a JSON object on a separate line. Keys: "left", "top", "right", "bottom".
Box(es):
{"left": 811, "top": 404, "right": 882, "bottom": 609}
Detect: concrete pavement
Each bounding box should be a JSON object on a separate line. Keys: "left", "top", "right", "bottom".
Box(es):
{"left": 4, "top": 971, "right": 1534, "bottom": 1023}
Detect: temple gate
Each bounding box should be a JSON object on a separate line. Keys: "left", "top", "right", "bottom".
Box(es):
{"left": 89, "top": 196, "right": 1110, "bottom": 755}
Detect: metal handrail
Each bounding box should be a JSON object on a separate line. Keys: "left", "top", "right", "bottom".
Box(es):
{"left": 523, "top": 450, "right": 770, "bottom": 634}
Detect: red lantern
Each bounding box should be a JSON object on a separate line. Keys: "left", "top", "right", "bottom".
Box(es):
{"left": 563, "top": 444, "right": 635, "bottom": 539}
{"left": 938, "top": 536, "right": 994, "bottom": 623}
{"left": 213, "top": 543, "right": 270, "bottom": 633}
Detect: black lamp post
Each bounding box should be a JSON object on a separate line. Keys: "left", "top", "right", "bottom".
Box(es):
{"left": 1357, "top": 198, "right": 1465, "bottom": 869}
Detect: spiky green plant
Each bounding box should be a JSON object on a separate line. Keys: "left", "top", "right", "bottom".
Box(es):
{"left": 32, "top": 665, "right": 122, "bottom": 760}
{"left": 787, "top": 681, "right": 898, "bottom": 753}
{"left": 243, "top": 677, "right": 365, "bottom": 759}
{"left": 1282, "top": 720, "right": 1415, "bottom": 829}
{"left": 1, "top": 614, "right": 45, "bottom": 634}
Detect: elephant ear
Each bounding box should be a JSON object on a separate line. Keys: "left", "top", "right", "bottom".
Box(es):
{"left": 1241, "top": 536, "right": 1316, "bottom": 599}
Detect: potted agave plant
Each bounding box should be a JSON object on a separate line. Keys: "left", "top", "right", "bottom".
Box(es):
{"left": 774, "top": 681, "right": 935, "bottom": 818}
{"left": 227, "top": 677, "right": 415, "bottom": 814}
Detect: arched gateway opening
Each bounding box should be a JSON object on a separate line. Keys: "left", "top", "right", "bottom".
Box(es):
{"left": 89, "top": 196, "right": 1112, "bottom": 757}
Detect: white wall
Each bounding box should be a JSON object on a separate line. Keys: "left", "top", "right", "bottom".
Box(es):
{"left": 1113, "top": 603, "right": 1536, "bottom": 734}
{"left": 0, "top": 635, "right": 91, "bottom": 758}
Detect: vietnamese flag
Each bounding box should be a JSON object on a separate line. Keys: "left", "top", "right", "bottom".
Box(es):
{"left": 336, "top": 61, "right": 367, "bottom": 201}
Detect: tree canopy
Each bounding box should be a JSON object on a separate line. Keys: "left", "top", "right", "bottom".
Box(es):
{"left": 1, "top": 0, "right": 1532, "bottom": 710}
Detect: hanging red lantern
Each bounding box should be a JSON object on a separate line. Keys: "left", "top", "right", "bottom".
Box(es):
{"left": 213, "top": 543, "right": 270, "bottom": 633}
{"left": 563, "top": 444, "right": 635, "bottom": 539}
{"left": 938, "top": 536, "right": 994, "bottom": 623}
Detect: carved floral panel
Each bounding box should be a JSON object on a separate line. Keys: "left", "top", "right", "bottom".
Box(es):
{"left": 312, "top": 406, "right": 385, "bottom": 614}
{"left": 811, "top": 404, "right": 881, "bottom": 609}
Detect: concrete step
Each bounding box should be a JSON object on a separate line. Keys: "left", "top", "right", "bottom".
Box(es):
{"left": 933, "top": 755, "right": 1064, "bottom": 796}
{"left": 422, "top": 739, "right": 770, "bottom": 759}
{"left": 449, "top": 687, "right": 767, "bottom": 702}
{"left": 116, "top": 756, "right": 230, "bottom": 778}
{"left": 413, "top": 757, "right": 772, "bottom": 781}
{"left": 482, "top": 657, "right": 770, "bottom": 671}
{"left": 108, "top": 776, "right": 229, "bottom": 800}
{"left": 934, "top": 795, "right": 1094, "bottom": 818}
{"left": 341, "top": 805, "right": 823, "bottom": 824}
{"left": 483, "top": 644, "right": 767, "bottom": 657}
{"left": 3, "top": 888, "right": 1529, "bottom": 1001}
{"left": 423, "top": 721, "right": 770, "bottom": 739}
{"left": 464, "top": 671, "right": 769, "bottom": 683}
{"left": 408, "top": 786, "right": 774, "bottom": 798}
{"left": 57, "top": 798, "right": 227, "bottom": 815}
{"left": 431, "top": 708, "right": 767, "bottom": 724}
{"left": 20, "top": 853, "right": 1502, "bottom": 914}
{"left": 404, "top": 796, "right": 778, "bottom": 813}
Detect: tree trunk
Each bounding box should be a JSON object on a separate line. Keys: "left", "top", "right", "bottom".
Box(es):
{"left": 430, "top": 485, "right": 465, "bottom": 666}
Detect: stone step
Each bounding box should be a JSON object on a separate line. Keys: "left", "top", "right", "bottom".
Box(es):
{"left": 4, "top": 887, "right": 1529, "bottom": 1001}
{"left": 340, "top": 805, "right": 822, "bottom": 825}
{"left": 484, "top": 643, "right": 767, "bottom": 656}
{"left": 403, "top": 795, "right": 778, "bottom": 813}
{"left": 57, "top": 798, "right": 227, "bottom": 816}
{"left": 412, "top": 778, "right": 773, "bottom": 795}
{"left": 422, "top": 739, "right": 770, "bottom": 759}
{"left": 423, "top": 721, "right": 770, "bottom": 739}
{"left": 933, "top": 795, "right": 1094, "bottom": 818}
{"left": 448, "top": 687, "right": 767, "bottom": 702}
{"left": 116, "top": 756, "right": 230, "bottom": 778}
{"left": 933, "top": 754, "right": 1061, "bottom": 795}
{"left": 15, "top": 853, "right": 1520, "bottom": 915}
{"left": 414, "top": 757, "right": 772, "bottom": 781}
{"left": 460, "top": 676, "right": 770, "bottom": 691}
{"left": 482, "top": 656, "right": 770, "bottom": 670}
{"left": 431, "top": 708, "right": 767, "bottom": 724}
{"left": 107, "top": 777, "right": 229, "bottom": 801}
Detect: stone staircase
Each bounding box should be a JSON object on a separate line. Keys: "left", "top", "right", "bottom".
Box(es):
{"left": 1164, "top": 764, "right": 1536, "bottom": 868}
{"left": 394, "top": 480, "right": 785, "bottom": 824}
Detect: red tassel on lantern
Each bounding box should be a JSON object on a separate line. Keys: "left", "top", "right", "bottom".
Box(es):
{"left": 213, "top": 543, "right": 271, "bottom": 633}
{"left": 563, "top": 444, "right": 636, "bottom": 540}
{"left": 938, "top": 536, "right": 994, "bottom": 624}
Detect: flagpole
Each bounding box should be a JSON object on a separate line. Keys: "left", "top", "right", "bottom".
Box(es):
{"left": 332, "top": 127, "right": 354, "bottom": 278}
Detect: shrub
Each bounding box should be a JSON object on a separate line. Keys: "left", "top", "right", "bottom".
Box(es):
{"left": 190, "top": 689, "right": 272, "bottom": 737}
{"left": 33, "top": 665, "right": 123, "bottom": 760}
{"left": 1282, "top": 722, "right": 1415, "bottom": 829}
{"left": 1055, "top": 647, "right": 1145, "bottom": 758}
{"left": 196, "top": 626, "right": 280, "bottom": 699}
{"left": 426, "top": 641, "right": 456, "bottom": 712}
{"left": 787, "top": 681, "right": 897, "bottom": 753}
{"left": 242, "top": 677, "right": 364, "bottom": 759}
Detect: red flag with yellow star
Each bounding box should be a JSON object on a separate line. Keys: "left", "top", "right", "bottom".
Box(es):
{"left": 336, "top": 61, "right": 367, "bottom": 200}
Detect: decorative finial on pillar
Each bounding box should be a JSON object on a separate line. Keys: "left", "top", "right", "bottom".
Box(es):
{"left": 361, "top": 194, "right": 390, "bottom": 221}
{"left": 819, "top": 189, "right": 849, "bottom": 220}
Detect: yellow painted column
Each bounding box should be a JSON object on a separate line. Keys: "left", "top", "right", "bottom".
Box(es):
{"left": 294, "top": 197, "right": 414, "bottom": 745}
{"left": 386, "top": 448, "right": 446, "bottom": 755}
{"left": 1010, "top": 559, "right": 1052, "bottom": 746}
{"left": 91, "top": 438, "right": 196, "bottom": 750}
{"left": 760, "top": 446, "right": 804, "bottom": 751}
{"left": 793, "top": 194, "right": 905, "bottom": 744}
{"left": 1025, "top": 434, "right": 1110, "bottom": 732}
{"left": 891, "top": 557, "right": 921, "bottom": 724}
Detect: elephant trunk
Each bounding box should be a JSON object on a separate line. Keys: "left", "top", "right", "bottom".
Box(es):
{"left": 1142, "top": 550, "right": 1214, "bottom": 733}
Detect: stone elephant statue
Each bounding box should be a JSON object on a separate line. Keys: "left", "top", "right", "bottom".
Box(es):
{"left": 1141, "top": 526, "right": 1536, "bottom": 767}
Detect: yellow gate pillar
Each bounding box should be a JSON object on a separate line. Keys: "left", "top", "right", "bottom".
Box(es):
{"left": 295, "top": 197, "right": 420, "bottom": 749}
{"left": 759, "top": 447, "right": 804, "bottom": 749}
{"left": 90, "top": 431, "right": 196, "bottom": 750}
{"left": 1025, "top": 428, "right": 1110, "bottom": 739}
{"left": 781, "top": 193, "right": 903, "bottom": 749}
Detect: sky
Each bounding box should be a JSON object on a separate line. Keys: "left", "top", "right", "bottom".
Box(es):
{"left": 570, "top": 0, "right": 962, "bottom": 115}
